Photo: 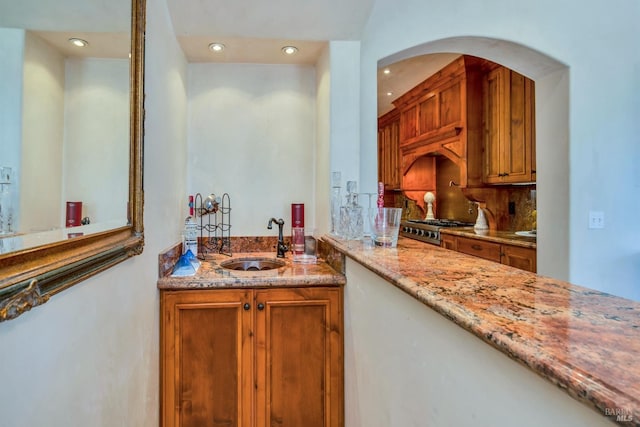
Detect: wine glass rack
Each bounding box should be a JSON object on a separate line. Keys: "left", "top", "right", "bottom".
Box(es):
{"left": 193, "top": 192, "right": 232, "bottom": 258}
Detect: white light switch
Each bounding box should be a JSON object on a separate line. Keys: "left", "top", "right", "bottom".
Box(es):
{"left": 588, "top": 211, "right": 605, "bottom": 229}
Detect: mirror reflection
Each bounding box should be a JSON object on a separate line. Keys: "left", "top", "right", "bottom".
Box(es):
{"left": 0, "top": 0, "right": 131, "bottom": 254}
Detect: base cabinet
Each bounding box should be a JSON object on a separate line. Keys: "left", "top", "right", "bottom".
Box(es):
{"left": 161, "top": 287, "right": 344, "bottom": 427}
{"left": 441, "top": 234, "right": 536, "bottom": 272}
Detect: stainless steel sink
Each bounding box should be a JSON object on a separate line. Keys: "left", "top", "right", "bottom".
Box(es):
{"left": 219, "top": 257, "right": 285, "bottom": 271}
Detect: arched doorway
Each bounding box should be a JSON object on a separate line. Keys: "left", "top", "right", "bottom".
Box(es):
{"left": 377, "top": 36, "right": 569, "bottom": 280}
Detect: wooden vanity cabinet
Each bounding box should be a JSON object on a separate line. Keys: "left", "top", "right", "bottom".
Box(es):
{"left": 377, "top": 108, "right": 401, "bottom": 190}
{"left": 441, "top": 234, "right": 536, "bottom": 272}
{"left": 161, "top": 287, "right": 344, "bottom": 427}
{"left": 483, "top": 67, "right": 536, "bottom": 184}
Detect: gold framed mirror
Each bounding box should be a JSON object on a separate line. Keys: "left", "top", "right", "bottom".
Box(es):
{"left": 0, "top": 0, "right": 145, "bottom": 322}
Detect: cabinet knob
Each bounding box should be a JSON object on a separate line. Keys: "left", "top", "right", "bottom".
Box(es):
{"left": 243, "top": 303, "right": 250, "bottom": 311}
{"left": 257, "top": 303, "right": 265, "bottom": 311}
{"left": 471, "top": 244, "right": 482, "bottom": 251}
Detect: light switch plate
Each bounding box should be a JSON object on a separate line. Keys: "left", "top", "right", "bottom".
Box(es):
{"left": 588, "top": 211, "right": 605, "bottom": 229}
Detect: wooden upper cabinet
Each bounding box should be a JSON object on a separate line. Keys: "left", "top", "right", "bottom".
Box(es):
{"left": 378, "top": 109, "right": 401, "bottom": 189}
{"left": 483, "top": 67, "right": 536, "bottom": 184}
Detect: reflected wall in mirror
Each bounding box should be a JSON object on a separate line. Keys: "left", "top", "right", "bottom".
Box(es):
{"left": 0, "top": 0, "right": 145, "bottom": 321}
{"left": 1, "top": 0, "right": 130, "bottom": 244}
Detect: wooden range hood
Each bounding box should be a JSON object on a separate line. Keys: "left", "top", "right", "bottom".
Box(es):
{"left": 394, "top": 55, "right": 485, "bottom": 210}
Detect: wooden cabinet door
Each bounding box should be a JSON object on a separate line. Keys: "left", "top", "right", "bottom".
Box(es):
{"left": 378, "top": 109, "right": 401, "bottom": 190}
{"left": 501, "top": 71, "right": 534, "bottom": 183}
{"left": 483, "top": 67, "right": 506, "bottom": 183}
{"left": 440, "top": 233, "right": 457, "bottom": 250}
{"left": 254, "top": 287, "right": 343, "bottom": 427}
{"left": 161, "top": 290, "right": 253, "bottom": 427}
{"left": 502, "top": 244, "right": 537, "bottom": 273}
{"left": 483, "top": 67, "right": 535, "bottom": 184}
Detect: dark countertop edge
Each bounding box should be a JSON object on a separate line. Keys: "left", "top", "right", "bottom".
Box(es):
{"left": 321, "top": 235, "right": 639, "bottom": 427}
{"left": 440, "top": 227, "right": 537, "bottom": 249}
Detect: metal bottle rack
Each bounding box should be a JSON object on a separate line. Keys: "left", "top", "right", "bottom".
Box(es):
{"left": 193, "top": 192, "right": 232, "bottom": 257}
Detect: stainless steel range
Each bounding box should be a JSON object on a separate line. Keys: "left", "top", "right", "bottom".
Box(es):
{"left": 400, "top": 219, "right": 474, "bottom": 245}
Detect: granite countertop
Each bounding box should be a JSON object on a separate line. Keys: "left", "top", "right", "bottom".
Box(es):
{"left": 440, "top": 227, "right": 537, "bottom": 249}
{"left": 324, "top": 235, "right": 639, "bottom": 426}
{"left": 157, "top": 251, "right": 346, "bottom": 290}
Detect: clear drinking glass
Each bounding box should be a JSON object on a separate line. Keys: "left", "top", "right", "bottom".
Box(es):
{"left": 369, "top": 207, "right": 403, "bottom": 248}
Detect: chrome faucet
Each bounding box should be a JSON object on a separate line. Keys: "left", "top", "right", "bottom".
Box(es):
{"left": 267, "top": 217, "right": 288, "bottom": 258}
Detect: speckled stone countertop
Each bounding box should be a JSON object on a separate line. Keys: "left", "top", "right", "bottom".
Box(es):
{"left": 157, "top": 251, "right": 345, "bottom": 290}
{"left": 440, "top": 227, "right": 537, "bottom": 249}
{"left": 324, "top": 235, "right": 639, "bottom": 426}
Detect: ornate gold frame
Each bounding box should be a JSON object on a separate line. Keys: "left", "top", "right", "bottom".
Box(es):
{"left": 0, "top": 0, "right": 146, "bottom": 322}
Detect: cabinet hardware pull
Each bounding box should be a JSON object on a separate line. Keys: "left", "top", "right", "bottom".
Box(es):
{"left": 243, "top": 303, "right": 250, "bottom": 311}
{"left": 257, "top": 303, "right": 265, "bottom": 311}
{"left": 471, "top": 244, "right": 482, "bottom": 251}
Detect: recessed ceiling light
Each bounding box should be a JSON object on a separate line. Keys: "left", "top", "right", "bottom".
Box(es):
{"left": 387, "top": 92, "right": 393, "bottom": 96}
{"left": 281, "top": 46, "right": 298, "bottom": 55}
{"left": 383, "top": 68, "right": 391, "bottom": 74}
{"left": 208, "top": 43, "right": 225, "bottom": 52}
{"left": 68, "top": 38, "right": 89, "bottom": 48}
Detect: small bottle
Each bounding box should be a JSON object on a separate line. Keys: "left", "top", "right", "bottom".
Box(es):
{"left": 183, "top": 216, "right": 198, "bottom": 256}
{"left": 291, "top": 203, "right": 305, "bottom": 257}
{"left": 183, "top": 196, "right": 198, "bottom": 256}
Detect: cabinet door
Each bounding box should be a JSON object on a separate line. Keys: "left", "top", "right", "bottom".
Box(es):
{"left": 254, "top": 287, "right": 343, "bottom": 427}
{"left": 483, "top": 67, "right": 535, "bottom": 184}
{"left": 440, "top": 233, "right": 457, "bottom": 250}
{"left": 378, "top": 110, "right": 401, "bottom": 190}
{"left": 502, "top": 244, "right": 537, "bottom": 273}
{"left": 483, "top": 67, "right": 507, "bottom": 183}
{"left": 501, "top": 71, "right": 534, "bottom": 183}
{"left": 161, "top": 290, "right": 253, "bottom": 427}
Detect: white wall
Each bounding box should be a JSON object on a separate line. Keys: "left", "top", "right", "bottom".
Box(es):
{"left": 21, "top": 31, "right": 64, "bottom": 232}
{"left": 187, "top": 62, "right": 317, "bottom": 236}
{"left": 359, "top": 0, "right": 640, "bottom": 301}
{"left": 0, "top": 0, "right": 189, "bottom": 424}
{"left": 345, "top": 259, "right": 617, "bottom": 427}
{"left": 63, "top": 57, "right": 130, "bottom": 226}
{"left": 316, "top": 41, "right": 362, "bottom": 235}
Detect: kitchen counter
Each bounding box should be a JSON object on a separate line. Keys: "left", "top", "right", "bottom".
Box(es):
{"left": 440, "top": 226, "right": 537, "bottom": 249}
{"left": 157, "top": 251, "right": 346, "bottom": 290}
{"left": 324, "top": 235, "right": 639, "bottom": 426}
